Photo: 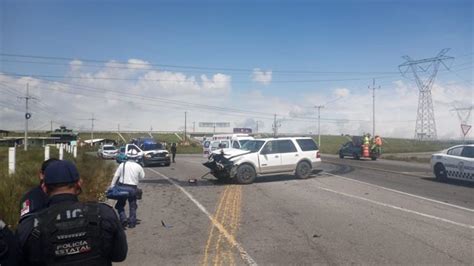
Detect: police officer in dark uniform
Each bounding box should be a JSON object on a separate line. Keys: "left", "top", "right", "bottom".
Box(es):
{"left": 19, "top": 158, "right": 59, "bottom": 222}
{"left": 171, "top": 143, "right": 177, "bottom": 163}
{"left": 17, "top": 160, "right": 128, "bottom": 265}
{"left": 0, "top": 218, "right": 19, "bottom": 266}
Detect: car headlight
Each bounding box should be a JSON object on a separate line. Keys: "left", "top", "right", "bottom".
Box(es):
{"left": 165, "top": 153, "right": 170, "bottom": 157}
{"left": 145, "top": 154, "right": 152, "bottom": 158}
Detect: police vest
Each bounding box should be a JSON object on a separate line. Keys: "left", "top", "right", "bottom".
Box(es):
{"left": 32, "top": 202, "right": 106, "bottom": 266}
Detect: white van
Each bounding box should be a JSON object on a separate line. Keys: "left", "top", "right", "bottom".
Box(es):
{"left": 212, "top": 134, "right": 254, "bottom": 149}
{"left": 203, "top": 134, "right": 254, "bottom": 157}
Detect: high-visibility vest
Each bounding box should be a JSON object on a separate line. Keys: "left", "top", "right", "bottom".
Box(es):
{"left": 375, "top": 137, "right": 382, "bottom": 146}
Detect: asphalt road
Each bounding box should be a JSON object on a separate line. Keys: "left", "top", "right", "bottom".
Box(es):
{"left": 116, "top": 155, "right": 474, "bottom": 265}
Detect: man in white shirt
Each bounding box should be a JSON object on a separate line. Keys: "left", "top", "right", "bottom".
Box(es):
{"left": 110, "top": 157, "right": 145, "bottom": 228}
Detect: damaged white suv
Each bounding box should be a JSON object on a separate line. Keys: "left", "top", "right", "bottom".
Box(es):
{"left": 203, "top": 137, "right": 321, "bottom": 184}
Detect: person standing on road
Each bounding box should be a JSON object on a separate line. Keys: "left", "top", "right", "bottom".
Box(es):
{"left": 171, "top": 143, "right": 177, "bottom": 163}
{"left": 18, "top": 158, "right": 59, "bottom": 222}
{"left": 110, "top": 156, "right": 145, "bottom": 228}
{"left": 17, "top": 160, "right": 128, "bottom": 265}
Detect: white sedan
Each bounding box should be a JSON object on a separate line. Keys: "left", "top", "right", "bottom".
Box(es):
{"left": 431, "top": 144, "right": 474, "bottom": 182}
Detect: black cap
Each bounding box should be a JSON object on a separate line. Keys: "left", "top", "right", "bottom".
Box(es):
{"left": 44, "top": 160, "right": 80, "bottom": 185}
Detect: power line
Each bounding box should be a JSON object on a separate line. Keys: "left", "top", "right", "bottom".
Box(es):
{"left": 0, "top": 53, "right": 400, "bottom": 75}
{"left": 0, "top": 71, "right": 399, "bottom": 84}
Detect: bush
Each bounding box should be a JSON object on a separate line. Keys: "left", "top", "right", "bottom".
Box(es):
{"left": 0, "top": 147, "right": 114, "bottom": 228}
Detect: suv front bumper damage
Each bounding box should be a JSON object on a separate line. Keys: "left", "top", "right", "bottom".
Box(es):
{"left": 203, "top": 153, "right": 236, "bottom": 179}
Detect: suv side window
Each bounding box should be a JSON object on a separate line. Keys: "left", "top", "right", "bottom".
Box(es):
{"left": 447, "top": 147, "right": 463, "bottom": 156}
{"left": 461, "top": 146, "right": 474, "bottom": 158}
{"left": 296, "top": 139, "right": 319, "bottom": 151}
{"left": 278, "top": 140, "right": 297, "bottom": 153}
{"left": 261, "top": 141, "right": 278, "bottom": 154}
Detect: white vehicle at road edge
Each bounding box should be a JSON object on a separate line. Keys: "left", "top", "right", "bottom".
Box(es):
{"left": 430, "top": 144, "right": 474, "bottom": 182}
{"left": 203, "top": 137, "right": 321, "bottom": 184}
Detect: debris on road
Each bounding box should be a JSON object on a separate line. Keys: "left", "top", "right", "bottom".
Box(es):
{"left": 161, "top": 220, "right": 173, "bottom": 229}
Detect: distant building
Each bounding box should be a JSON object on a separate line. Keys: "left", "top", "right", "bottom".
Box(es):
{"left": 0, "top": 136, "right": 60, "bottom": 147}
{"left": 50, "top": 126, "right": 78, "bottom": 143}
{"left": 81, "top": 138, "right": 117, "bottom": 146}
{"left": 0, "top": 130, "right": 10, "bottom": 137}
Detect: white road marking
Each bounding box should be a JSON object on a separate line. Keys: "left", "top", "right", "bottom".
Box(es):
{"left": 323, "top": 172, "right": 474, "bottom": 213}
{"left": 147, "top": 168, "right": 258, "bottom": 266}
{"left": 315, "top": 185, "right": 474, "bottom": 230}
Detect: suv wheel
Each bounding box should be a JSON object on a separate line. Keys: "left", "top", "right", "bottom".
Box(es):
{"left": 339, "top": 151, "right": 344, "bottom": 159}
{"left": 353, "top": 153, "right": 360, "bottom": 160}
{"left": 295, "top": 161, "right": 312, "bottom": 179}
{"left": 434, "top": 164, "right": 447, "bottom": 182}
{"left": 235, "top": 164, "right": 256, "bottom": 184}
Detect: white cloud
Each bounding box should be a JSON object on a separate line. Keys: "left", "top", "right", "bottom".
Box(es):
{"left": 333, "top": 88, "right": 350, "bottom": 98}
{"left": 127, "top": 59, "right": 151, "bottom": 70}
{"left": 252, "top": 68, "right": 272, "bottom": 85}
{"left": 69, "top": 60, "right": 83, "bottom": 71}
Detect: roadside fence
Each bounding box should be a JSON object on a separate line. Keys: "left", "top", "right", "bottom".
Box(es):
{"left": 8, "top": 143, "right": 78, "bottom": 175}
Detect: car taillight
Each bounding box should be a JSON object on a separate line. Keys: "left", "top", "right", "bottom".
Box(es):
{"left": 316, "top": 151, "right": 320, "bottom": 158}
{"left": 204, "top": 151, "right": 209, "bottom": 155}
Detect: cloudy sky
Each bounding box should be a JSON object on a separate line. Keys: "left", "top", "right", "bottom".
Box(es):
{"left": 0, "top": 0, "right": 472, "bottom": 140}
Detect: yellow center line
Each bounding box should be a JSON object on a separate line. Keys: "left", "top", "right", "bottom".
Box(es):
{"left": 214, "top": 186, "right": 234, "bottom": 266}
{"left": 228, "top": 186, "right": 241, "bottom": 265}
{"left": 202, "top": 186, "right": 230, "bottom": 266}
{"left": 202, "top": 184, "right": 244, "bottom": 266}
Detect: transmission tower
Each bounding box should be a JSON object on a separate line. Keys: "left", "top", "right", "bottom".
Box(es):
{"left": 399, "top": 48, "right": 454, "bottom": 141}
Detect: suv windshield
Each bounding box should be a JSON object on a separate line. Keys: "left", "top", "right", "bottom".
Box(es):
{"left": 239, "top": 139, "right": 250, "bottom": 147}
{"left": 141, "top": 143, "right": 163, "bottom": 151}
{"left": 241, "top": 140, "right": 265, "bottom": 152}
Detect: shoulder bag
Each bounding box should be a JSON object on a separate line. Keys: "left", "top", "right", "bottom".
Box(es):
{"left": 106, "top": 162, "right": 130, "bottom": 200}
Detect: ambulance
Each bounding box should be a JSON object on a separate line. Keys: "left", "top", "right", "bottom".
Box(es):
{"left": 202, "top": 134, "right": 254, "bottom": 157}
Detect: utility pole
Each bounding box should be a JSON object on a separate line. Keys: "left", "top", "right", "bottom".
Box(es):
{"left": 87, "top": 114, "right": 96, "bottom": 146}
{"left": 315, "top": 105, "right": 324, "bottom": 148}
{"left": 369, "top": 79, "right": 380, "bottom": 137}
{"left": 256, "top": 120, "right": 260, "bottom": 134}
{"left": 193, "top": 121, "right": 196, "bottom": 133}
{"left": 18, "top": 83, "right": 36, "bottom": 151}
{"left": 118, "top": 123, "right": 120, "bottom": 133}
{"left": 184, "top": 111, "right": 187, "bottom": 142}
{"left": 50, "top": 120, "right": 53, "bottom": 132}
{"left": 272, "top": 114, "right": 280, "bottom": 137}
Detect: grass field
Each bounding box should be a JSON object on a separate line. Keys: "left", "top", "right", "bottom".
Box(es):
{"left": 0, "top": 146, "right": 114, "bottom": 227}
